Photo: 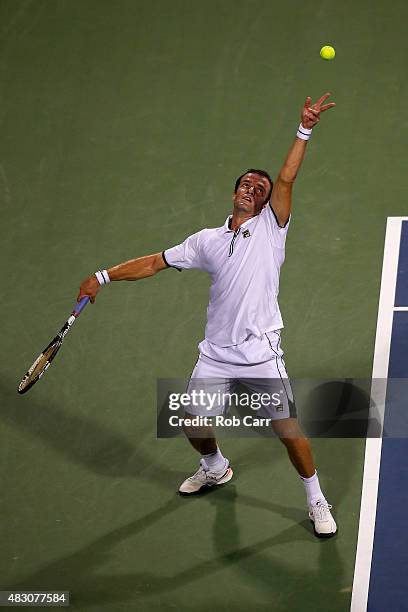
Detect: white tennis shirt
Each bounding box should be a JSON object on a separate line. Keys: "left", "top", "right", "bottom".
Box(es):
{"left": 163, "top": 203, "right": 290, "bottom": 348}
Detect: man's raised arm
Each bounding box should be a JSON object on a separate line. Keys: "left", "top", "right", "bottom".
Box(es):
{"left": 77, "top": 252, "right": 168, "bottom": 303}
{"left": 271, "top": 93, "right": 335, "bottom": 227}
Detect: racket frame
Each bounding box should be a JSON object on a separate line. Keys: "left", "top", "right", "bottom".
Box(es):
{"left": 17, "top": 296, "right": 89, "bottom": 394}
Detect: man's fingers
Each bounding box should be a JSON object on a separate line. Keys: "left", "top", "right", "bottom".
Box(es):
{"left": 301, "top": 92, "right": 334, "bottom": 127}
{"left": 304, "top": 109, "right": 319, "bottom": 121}
{"left": 320, "top": 102, "right": 336, "bottom": 112}
{"left": 315, "top": 92, "right": 331, "bottom": 107}
{"left": 77, "top": 290, "right": 96, "bottom": 304}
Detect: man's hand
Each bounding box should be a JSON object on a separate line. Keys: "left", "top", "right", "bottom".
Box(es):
{"left": 77, "top": 275, "right": 100, "bottom": 304}
{"left": 301, "top": 92, "right": 336, "bottom": 130}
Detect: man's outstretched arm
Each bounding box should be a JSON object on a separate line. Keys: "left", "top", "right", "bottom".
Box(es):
{"left": 271, "top": 93, "right": 335, "bottom": 227}
{"left": 77, "top": 252, "right": 168, "bottom": 303}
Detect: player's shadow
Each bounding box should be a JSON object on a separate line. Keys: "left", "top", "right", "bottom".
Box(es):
{"left": 204, "top": 394, "right": 361, "bottom": 608}
{"left": 9, "top": 487, "right": 331, "bottom": 608}
{"left": 0, "top": 380, "right": 185, "bottom": 487}
{"left": 9, "top": 449, "right": 354, "bottom": 610}
{"left": 3, "top": 376, "right": 358, "bottom": 609}
{"left": 209, "top": 487, "right": 347, "bottom": 610}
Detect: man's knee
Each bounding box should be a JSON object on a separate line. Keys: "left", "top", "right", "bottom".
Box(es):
{"left": 182, "top": 412, "right": 213, "bottom": 439}
{"left": 272, "top": 417, "right": 305, "bottom": 440}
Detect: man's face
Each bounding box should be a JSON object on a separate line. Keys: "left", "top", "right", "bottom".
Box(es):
{"left": 232, "top": 172, "right": 271, "bottom": 215}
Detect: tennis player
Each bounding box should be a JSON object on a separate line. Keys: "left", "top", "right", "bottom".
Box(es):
{"left": 78, "top": 93, "right": 337, "bottom": 537}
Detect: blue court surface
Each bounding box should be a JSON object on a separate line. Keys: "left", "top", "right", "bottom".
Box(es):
{"left": 352, "top": 218, "right": 408, "bottom": 612}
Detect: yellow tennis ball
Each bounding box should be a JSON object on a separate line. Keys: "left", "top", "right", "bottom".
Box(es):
{"left": 320, "top": 45, "right": 335, "bottom": 60}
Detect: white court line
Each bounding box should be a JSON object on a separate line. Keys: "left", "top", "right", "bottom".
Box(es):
{"left": 350, "top": 217, "right": 407, "bottom": 612}
{"left": 394, "top": 306, "right": 408, "bottom": 311}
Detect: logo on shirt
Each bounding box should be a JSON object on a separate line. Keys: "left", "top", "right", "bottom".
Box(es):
{"left": 242, "top": 229, "right": 251, "bottom": 238}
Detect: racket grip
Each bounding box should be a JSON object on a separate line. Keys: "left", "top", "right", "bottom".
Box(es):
{"left": 72, "top": 296, "right": 90, "bottom": 317}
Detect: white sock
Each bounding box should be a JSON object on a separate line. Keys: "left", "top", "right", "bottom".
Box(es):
{"left": 202, "top": 446, "right": 226, "bottom": 472}
{"left": 300, "top": 470, "right": 326, "bottom": 506}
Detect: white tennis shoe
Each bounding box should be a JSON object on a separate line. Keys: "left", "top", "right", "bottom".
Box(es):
{"left": 309, "top": 500, "right": 337, "bottom": 538}
{"left": 179, "top": 459, "right": 233, "bottom": 495}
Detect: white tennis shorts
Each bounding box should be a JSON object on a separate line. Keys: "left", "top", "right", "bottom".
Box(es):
{"left": 186, "top": 330, "right": 296, "bottom": 420}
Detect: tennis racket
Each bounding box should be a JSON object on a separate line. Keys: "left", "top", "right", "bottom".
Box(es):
{"left": 18, "top": 296, "right": 90, "bottom": 394}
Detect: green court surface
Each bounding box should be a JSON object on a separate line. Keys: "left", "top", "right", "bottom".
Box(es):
{"left": 1, "top": 1, "right": 407, "bottom": 610}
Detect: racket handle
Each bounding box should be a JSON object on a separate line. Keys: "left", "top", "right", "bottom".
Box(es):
{"left": 72, "top": 296, "right": 90, "bottom": 317}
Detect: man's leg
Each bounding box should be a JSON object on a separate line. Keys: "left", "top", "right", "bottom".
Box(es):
{"left": 178, "top": 411, "right": 232, "bottom": 495}
{"left": 182, "top": 416, "right": 217, "bottom": 456}
{"left": 272, "top": 417, "right": 337, "bottom": 537}
{"left": 271, "top": 417, "right": 315, "bottom": 478}
{"left": 178, "top": 356, "right": 234, "bottom": 494}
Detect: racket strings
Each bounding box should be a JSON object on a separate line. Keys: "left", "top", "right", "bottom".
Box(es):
{"left": 17, "top": 303, "right": 86, "bottom": 395}
{"left": 18, "top": 342, "right": 60, "bottom": 392}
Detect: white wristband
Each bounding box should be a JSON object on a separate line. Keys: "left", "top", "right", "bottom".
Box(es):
{"left": 95, "top": 269, "right": 111, "bottom": 286}
{"left": 296, "top": 123, "right": 312, "bottom": 141}
{"left": 101, "top": 269, "right": 110, "bottom": 284}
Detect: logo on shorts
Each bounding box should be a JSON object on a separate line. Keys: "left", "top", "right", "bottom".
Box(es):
{"left": 275, "top": 404, "right": 284, "bottom": 412}
{"left": 243, "top": 229, "right": 251, "bottom": 238}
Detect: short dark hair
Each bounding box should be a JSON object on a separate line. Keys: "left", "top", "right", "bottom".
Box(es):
{"left": 234, "top": 168, "right": 273, "bottom": 204}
